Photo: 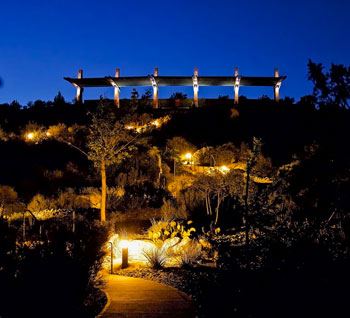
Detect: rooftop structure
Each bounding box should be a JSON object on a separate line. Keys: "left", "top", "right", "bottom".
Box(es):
{"left": 64, "top": 67, "right": 286, "bottom": 108}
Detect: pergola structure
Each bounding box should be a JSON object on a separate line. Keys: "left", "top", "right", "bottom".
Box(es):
{"left": 64, "top": 67, "right": 286, "bottom": 108}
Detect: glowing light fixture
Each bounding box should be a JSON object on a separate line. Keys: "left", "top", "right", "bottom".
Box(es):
{"left": 26, "top": 132, "right": 35, "bottom": 141}
{"left": 219, "top": 165, "right": 230, "bottom": 174}
{"left": 119, "top": 240, "right": 129, "bottom": 269}
{"left": 184, "top": 152, "right": 192, "bottom": 160}
{"left": 119, "top": 240, "right": 129, "bottom": 249}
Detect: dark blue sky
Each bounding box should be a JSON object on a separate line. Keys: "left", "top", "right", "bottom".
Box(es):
{"left": 1, "top": 0, "right": 349, "bottom": 104}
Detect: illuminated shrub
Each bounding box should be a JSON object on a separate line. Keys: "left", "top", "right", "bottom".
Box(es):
{"left": 147, "top": 218, "right": 196, "bottom": 244}
{"left": 27, "top": 193, "right": 56, "bottom": 212}
{"left": 0, "top": 185, "right": 23, "bottom": 216}
{"left": 142, "top": 245, "right": 168, "bottom": 269}
{"left": 145, "top": 219, "right": 208, "bottom": 267}
{"left": 177, "top": 240, "right": 203, "bottom": 268}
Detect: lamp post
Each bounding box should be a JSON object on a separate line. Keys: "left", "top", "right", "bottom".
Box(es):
{"left": 120, "top": 240, "right": 129, "bottom": 269}
{"left": 109, "top": 241, "right": 114, "bottom": 274}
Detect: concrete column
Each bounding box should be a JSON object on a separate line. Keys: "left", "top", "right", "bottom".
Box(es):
{"left": 152, "top": 67, "right": 159, "bottom": 108}
{"left": 76, "top": 69, "right": 84, "bottom": 104}
{"left": 193, "top": 67, "right": 199, "bottom": 107}
{"left": 114, "top": 68, "right": 120, "bottom": 108}
{"left": 234, "top": 67, "right": 240, "bottom": 104}
{"left": 274, "top": 68, "right": 281, "bottom": 102}
{"left": 154, "top": 67, "right": 159, "bottom": 77}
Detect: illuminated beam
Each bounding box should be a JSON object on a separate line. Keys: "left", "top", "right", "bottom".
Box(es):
{"left": 150, "top": 67, "right": 159, "bottom": 108}
{"left": 75, "top": 69, "right": 84, "bottom": 104}
{"left": 234, "top": 67, "right": 240, "bottom": 104}
{"left": 274, "top": 68, "right": 282, "bottom": 102}
{"left": 192, "top": 67, "right": 199, "bottom": 107}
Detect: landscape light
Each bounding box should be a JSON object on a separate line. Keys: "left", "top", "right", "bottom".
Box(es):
{"left": 184, "top": 152, "right": 192, "bottom": 160}
{"left": 26, "top": 132, "right": 35, "bottom": 141}
{"left": 181, "top": 152, "right": 194, "bottom": 166}
{"left": 219, "top": 165, "right": 230, "bottom": 174}
{"left": 119, "top": 240, "right": 129, "bottom": 269}
{"left": 119, "top": 239, "right": 129, "bottom": 249}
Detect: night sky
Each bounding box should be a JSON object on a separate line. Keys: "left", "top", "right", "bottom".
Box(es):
{"left": 1, "top": 0, "right": 349, "bottom": 104}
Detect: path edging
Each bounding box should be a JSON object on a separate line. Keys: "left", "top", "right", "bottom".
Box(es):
{"left": 96, "top": 288, "right": 111, "bottom": 317}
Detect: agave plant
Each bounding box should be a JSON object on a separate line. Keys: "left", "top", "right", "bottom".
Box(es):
{"left": 142, "top": 244, "right": 168, "bottom": 269}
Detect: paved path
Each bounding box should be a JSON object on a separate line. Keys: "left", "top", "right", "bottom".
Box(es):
{"left": 99, "top": 274, "right": 196, "bottom": 318}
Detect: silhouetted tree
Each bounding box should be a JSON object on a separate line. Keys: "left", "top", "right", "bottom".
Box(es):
{"left": 130, "top": 88, "right": 139, "bottom": 109}
{"left": 243, "top": 137, "right": 262, "bottom": 245}
{"left": 170, "top": 92, "right": 187, "bottom": 100}
{"left": 307, "top": 59, "right": 350, "bottom": 108}
{"left": 53, "top": 91, "right": 66, "bottom": 107}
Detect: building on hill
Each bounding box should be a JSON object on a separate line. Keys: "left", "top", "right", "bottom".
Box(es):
{"left": 64, "top": 67, "right": 286, "bottom": 108}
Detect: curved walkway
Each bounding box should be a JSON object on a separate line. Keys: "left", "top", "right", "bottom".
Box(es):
{"left": 99, "top": 274, "right": 196, "bottom": 318}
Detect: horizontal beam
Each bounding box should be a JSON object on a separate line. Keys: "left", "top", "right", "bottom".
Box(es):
{"left": 64, "top": 75, "right": 286, "bottom": 88}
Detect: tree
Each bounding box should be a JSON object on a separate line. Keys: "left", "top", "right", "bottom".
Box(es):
{"left": 166, "top": 137, "right": 196, "bottom": 159}
{"left": 148, "top": 146, "right": 163, "bottom": 187}
{"left": 307, "top": 59, "right": 350, "bottom": 108}
{"left": 192, "top": 172, "right": 231, "bottom": 225}
{"left": 130, "top": 88, "right": 139, "bottom": 109}
{"left": 243, "top": 137, "right": 262, "bottom": 245}
{"left": 87, "top": 111, "right": 140, "bottom": 222}
{"left": 170, "top": 92, "right": 187, "bottom": 100}
{"left": 0, "top": 186, "right": 23, "bottom": 217}
{"left": 166, "top": 137, "right": 196, "bottom": 175}
{"left": 48, "top": 112, "right": 143, "bottom": 222}
{"left": 140, "top": 89, "right": 152, "bottom": 109}
{"left": 53, "top": 91, "right": 66, "bottom": 107}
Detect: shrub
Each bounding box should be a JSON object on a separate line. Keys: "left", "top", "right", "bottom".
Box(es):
{"left": 177, "top": 240, "right": 202, "bottom": 268}
{"left": 0, "top": 215, "right": 109, "bottom": 317}
{"left": 0, "top": 185, "right": 24, "bottom": 217}
{"left": 27, "top": 193, "right": 56, "bottom": 212}
{"left": 143, "top": 244, "right": 168, "bottom": 269}
{"left": 147, "top": 218, "right": 196, "bottom": 243}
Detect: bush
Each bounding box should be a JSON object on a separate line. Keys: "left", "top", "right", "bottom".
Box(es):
{"left": 177, "top": 240, "right": 203, "bottom": 268}
{"left": 0, "top": 215, "right": 109, "bottom": 317}
{"left": 143, "top": 244, "right": 168, "bottom": 269}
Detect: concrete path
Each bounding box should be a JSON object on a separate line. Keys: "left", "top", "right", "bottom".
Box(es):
{"left": 99, "top": 274, "right": 196, "bottom": 318}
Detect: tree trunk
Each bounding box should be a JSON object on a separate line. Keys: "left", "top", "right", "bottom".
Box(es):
{"left": 157, "top": 154, "right": 162, "bottom": 186}
{"left": 205, "top": 193, "right": 210, "bottom": 215}
{"left": 208, "top": 192, "right": 213, "bottom": 216}
{"left": 244, "top": 167, "right": 251, "bottom": 246}
{"left": 215, "top": 192, "right": 221, "bottom": 225}
{"left": 100, "top": 160, "right": 107, "bottom": 222}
